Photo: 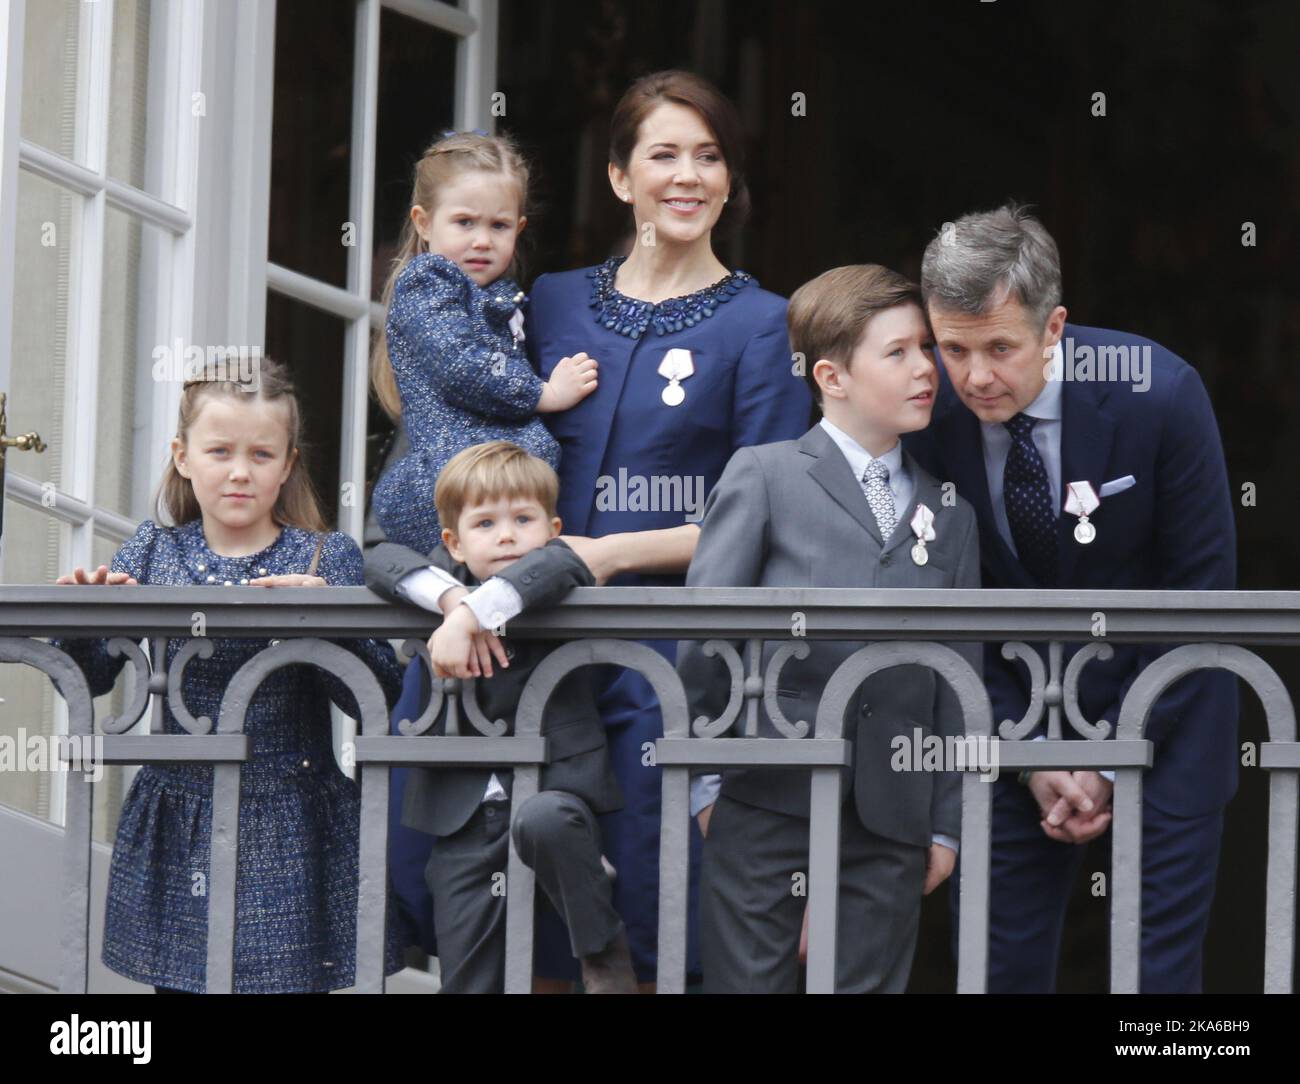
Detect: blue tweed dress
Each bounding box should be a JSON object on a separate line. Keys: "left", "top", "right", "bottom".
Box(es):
{"left": 52, "top": 519, "right": 406, "bottom": 993}
{"left": 371, "top": 253, "right": 561, "bottom": 554}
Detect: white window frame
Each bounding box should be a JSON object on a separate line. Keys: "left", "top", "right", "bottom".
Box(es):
{"left": 0, "top": 0, "right": 203, "bottom": 570}
{"left": 264, "top": 0, "right": 498, "bottom": 540}
{"left": 0, "top": 0, "right": 204, "bottom": 827}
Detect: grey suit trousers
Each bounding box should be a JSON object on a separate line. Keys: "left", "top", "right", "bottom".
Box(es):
{"left": 426, "top": 790, "right": 622, "bottom": 993}
{"left": 701, "top": 793, "right": 927, "bottom": 993}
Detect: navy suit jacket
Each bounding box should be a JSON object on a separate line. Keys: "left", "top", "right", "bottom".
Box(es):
{"left": 904, "top": 322, "right": 1238, "bottom": 817}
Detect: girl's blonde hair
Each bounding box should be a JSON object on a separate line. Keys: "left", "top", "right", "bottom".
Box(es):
{"left": 155, "top": 356, "right": 328, "bottom": 532}
{"left": 370, "top": 130, "right": 533, "bottom": 421}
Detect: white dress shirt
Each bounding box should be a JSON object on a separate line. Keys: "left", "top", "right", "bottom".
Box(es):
{"left": 981, "top": 341, "right": 1064, "bottom": 555}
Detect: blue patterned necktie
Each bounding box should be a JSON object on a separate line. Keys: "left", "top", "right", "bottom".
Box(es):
{"left": 861, "top": 459, "right": 897, "bottom": 541}
{"left": 1003, "top": 413, "right": 1058, "bottom": 585}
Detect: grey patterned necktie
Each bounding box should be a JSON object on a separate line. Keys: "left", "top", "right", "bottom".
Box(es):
{"left": 861, "top": 459, "right": 896, "bottom": 541}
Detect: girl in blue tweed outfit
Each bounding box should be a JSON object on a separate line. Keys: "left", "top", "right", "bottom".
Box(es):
{"left": 52, "top": 358, "right": 405, "bottom": 993}
{"left": 370, "top": 130, "right": 598, "bottom": 555}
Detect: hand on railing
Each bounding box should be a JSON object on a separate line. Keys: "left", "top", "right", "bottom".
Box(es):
{"left": 1028, "top": 770, "right": 1113, "bottom": 843}
{"left": 427, "top": 603, "right": 509, "bottom": 679}
{"left": 246, "top": 573, "right": 327, "bottom": 587}
{"left": 56, "top": 565, "right": 138, "bottom": 586}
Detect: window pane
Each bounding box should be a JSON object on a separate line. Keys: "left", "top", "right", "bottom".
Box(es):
{"left": 264, "top": 292, "right": 346, "bottom": 528}
{"left": 9, "top": 169, "right": 77, "bottom": 490}
{"left": 20, "top": 0, "right": 81, "bottom": 159}
{"left": 0, "top": 502, "right": 62, "bottom": 819}
{"left": 107, "top": 0, "right": 159, "bottom": 196}
{"left": 371, "top": 9, "right": 458, "bottom": 301}
{"left": 98, "top": 208, "right": 163, "bottom": 519}
{"left": 268, "top": 0, "right": 356, "bottom": 288}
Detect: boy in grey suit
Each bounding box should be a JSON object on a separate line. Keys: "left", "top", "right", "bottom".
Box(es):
{"left": 364, "top": 441, "right": 636, "bottom": 993}
{"left": 678, "top": 266, "right": 982, "bottom": 993}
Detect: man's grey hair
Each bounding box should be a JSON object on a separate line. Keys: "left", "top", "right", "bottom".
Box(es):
{"left": 921, "top": 203, "right": 1062, "bottom": 330}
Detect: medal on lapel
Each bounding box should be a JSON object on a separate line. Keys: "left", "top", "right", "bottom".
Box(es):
{"left": 909, "top": 503, "right": 936, "bottom": 566}
{"left": 1065, "top": 480, "right": 1100, "bottom": 544}
{"left": 658, "top": 348, "right": 694, "bottom": 406}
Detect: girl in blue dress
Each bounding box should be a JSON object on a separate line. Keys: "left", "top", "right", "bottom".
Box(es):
{"left": 368, "top": 132, "right": 601, "bottom": 969}
{"left": 525, "top": 71, "right": 813, "bottom": 989}
{"left": 369, "top": 130, "right": 599, "bottom": 556}
{"left": 52, "top": 359, "right": 405, "bottom": 993}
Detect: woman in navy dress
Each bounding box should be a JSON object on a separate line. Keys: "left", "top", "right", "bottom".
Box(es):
{"left": 525, "top": 71, "right": 812, "bottom": 987}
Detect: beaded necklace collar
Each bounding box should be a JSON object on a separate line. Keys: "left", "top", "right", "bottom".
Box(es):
{"left": 182, "top": 519, "right": 294, "bottom": 585}
{"left": 587, "top": 256, "right": 755, "bottom": 339}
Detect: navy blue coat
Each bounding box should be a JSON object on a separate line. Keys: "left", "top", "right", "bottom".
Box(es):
{"left": 905, "top": 322, "right": 1238, "bottom": 817}
{"left": 523, "top": 257, "right": 813, "bottom": 980}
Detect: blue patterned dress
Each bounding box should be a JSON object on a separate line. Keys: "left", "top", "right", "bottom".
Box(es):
{"left": 52, "top": 519, "right": 406, "bottom": 993}
{"left": 371, "top": 253, "right": 561, "bottom": 553}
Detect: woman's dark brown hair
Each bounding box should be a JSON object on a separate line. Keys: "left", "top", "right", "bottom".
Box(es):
{"left": 608, "top": 69, "right": 751, "bottom": 237}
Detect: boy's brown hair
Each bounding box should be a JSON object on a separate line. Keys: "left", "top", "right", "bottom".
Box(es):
{"left": 788, "top": 264, "right": 924, "bottom": 405}
{"left": 435, "top": 441, "right": 560, "bottom": 535}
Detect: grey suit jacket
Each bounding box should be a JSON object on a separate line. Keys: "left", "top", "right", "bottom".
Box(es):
{"left": 676, "top": 424, "right": 982, "bottom": 847}
{"left": 365, "top": 538, "right": 621, "bottom": 838}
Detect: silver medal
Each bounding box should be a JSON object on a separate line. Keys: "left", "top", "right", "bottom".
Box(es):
{"left": 658, "top": 348, "right": 694, "bottom": 407}
{"left": 1065, "top": 481, "right": 1102, "bottom": 546}
{"left": 908, "top": 504, "right": 936, "bottom": 566}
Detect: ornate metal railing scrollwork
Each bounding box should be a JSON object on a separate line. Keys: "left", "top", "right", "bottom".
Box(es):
{"left": 394, "top": 639, "right": 444, "bottom": 736}
{"left": 168, "top": 637, "right": 216, "bottom": 734}
{"left": 689, "top": 640, "right": 744, "bottom": 738}
{"left": 100, "top": 637, "right": 152, "bottom": 734}
{"left": 763, "top": 641, "right": 812, "bottom": 738}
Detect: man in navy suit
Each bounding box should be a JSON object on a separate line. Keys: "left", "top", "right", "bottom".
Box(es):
{"left": 904, "top": 204, "right": 1237, "bottom": 993}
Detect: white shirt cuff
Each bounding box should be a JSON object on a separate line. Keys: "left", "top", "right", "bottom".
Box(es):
{"left": 460, "top": 577, "right": 524, "bottom": 632}
{"left": 396, "top": 568, "right": 524, "bottom": 631}
{"left": 690, "top": 773, "right": 722, "bottom": 818}
{"left": 395, "top": 566, "right": 464, "bottom": 613}
{"left": 931, "top": 833, "right": 959, "bottom": 855}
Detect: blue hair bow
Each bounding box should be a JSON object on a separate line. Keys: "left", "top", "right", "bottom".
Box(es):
{"left": 440, "top": 127, "right": 490, "bottom": 139}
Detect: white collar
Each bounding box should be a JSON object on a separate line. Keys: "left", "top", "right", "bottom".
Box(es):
{"left": 819, "top": 417, "right": 904, "bottom": 481}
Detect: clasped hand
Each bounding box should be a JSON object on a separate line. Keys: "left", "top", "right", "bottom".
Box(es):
{"left": 1027, "top": 770, "right": 1114, "bottom": 843}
